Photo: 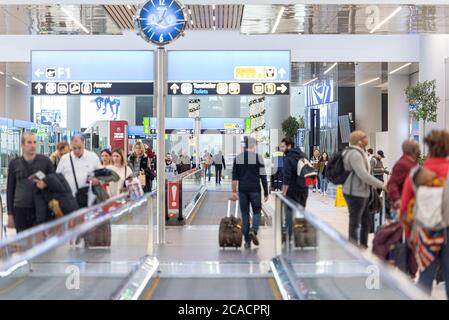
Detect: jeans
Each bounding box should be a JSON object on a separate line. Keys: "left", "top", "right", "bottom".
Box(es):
{"left": 239, "top": 191, "right": 262, "bottom": 243}
{"left": 418, "top": 228, "right": 449, "bottom": 298}
{"left": 215, "top": 165, "right": 223, "bottom": 184}
{"left": 343, "top": 194, "right": 370, "bottom": 248}
{"left": 205, "top": 164, "right": 212, "bottom": 181}
{"left": 285, "top": 189, "right": 309, "bottom": 241}
{"left": 320, "top": 174, "right": 329, "bottom": 193}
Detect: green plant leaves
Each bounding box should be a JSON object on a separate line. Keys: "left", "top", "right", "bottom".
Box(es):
{"left": 405, "top": 79, "right": 440, "bottom": 124}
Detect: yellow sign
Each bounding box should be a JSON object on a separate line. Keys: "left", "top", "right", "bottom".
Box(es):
{"left": 234, "top": 66, "right": 277, "bottom": 80}
{"left": 224, "top": 123, "right": 238, "bottom": 129}
{"left": 335, "top": 185, "right": 348, "bottom": 207}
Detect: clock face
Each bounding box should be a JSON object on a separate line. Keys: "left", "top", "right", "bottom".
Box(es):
{"left": 136, "top": 0, "right": 186, "bottom": 45}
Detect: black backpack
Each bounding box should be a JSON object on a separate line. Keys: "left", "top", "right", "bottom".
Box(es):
{"left": 326, "top": 147, "right": 365, "bottom": 185}
{"left": 325, "top": 150, "right": 349, "bottom": 185}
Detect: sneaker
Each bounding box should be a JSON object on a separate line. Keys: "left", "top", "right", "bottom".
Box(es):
{"left": 249, "top": 231, "right": 259, "bottom": 246}
{"left": 244, "top": 242, "right": 251, "bottom": 249}
{"left": 312, "top": 188, "right": 316, "bottom": 193}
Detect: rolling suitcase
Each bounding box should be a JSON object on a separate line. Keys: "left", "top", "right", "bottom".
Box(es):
{"left": 84, "top": 222, "right": 111, "bottom": 248}
{"left": 293, "top": 218, "right": 317, "bottom": 248}
{"left": 219, "top": 200, "right": 243, "bottom": 248}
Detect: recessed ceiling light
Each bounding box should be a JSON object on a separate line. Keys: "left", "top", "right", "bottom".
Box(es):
{"left": 188, "top": 9, "right": 192, "bottom": 15}
{"left": 61, "top": 7, "right": 89, "bottom": 34}
{"left": 369, "top": 7, "right": 402, "bottom": 34}
{"left": 389, "top": 62, "right": 412, "bottom": 75}
{"left": 212, "top": 5, "right": 215, "bottom": 10}
{"left": 12, "top": 77, "right": 28, "bottom": 87}
{"left": 271, "top": 6, "right": 285, "bottom": 34}
{"left": 303, "top": 77, "right": 318, "bottom": 86}
{"left": 0, "top": 71, "right": 4, "bottom": 75}
{"left": 358, "top": 77, "right": 380, "bottom": 86}
{"left": 323, "top": 62, "right": 338, "bottom": 75}
{"left": 213, "top": 16, "right": 216, "bottom": 21}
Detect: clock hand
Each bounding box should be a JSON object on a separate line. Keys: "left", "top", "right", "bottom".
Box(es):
{"left": 157, "top": 8, "right": 167, "bottom": 24}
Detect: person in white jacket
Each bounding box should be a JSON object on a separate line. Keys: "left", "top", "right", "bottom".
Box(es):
{"left": 106, "top": 148, "right": 133, "bottom": 197}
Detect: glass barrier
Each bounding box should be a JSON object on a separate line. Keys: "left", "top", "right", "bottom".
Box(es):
{"left": 166, "top": 169, "right": 205, "bottom": 224}
{"left": 272, "top": 193, "right": 431, "bottom": 300}
{"left": 0, "top": 192, "right": 156, "bottom": 300}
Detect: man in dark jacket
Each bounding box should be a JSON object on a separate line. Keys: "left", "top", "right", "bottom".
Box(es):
{"left": 231, "top": 136, "right": 268, "bottom": 249}
{"left": 387, "top": 140, "right": 420, "bottom": 213}
{"left": 7, "top": 132, "right": 55, "bottom": 232}
{"left": 280, "top": 137, "right": 309, "bottom": 207}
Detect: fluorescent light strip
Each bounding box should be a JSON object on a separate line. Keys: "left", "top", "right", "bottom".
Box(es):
{"left": 358, "top": 77, "right": 380, "bottom": 86}
{"left": 188, "top": 9, "right": 191, "bottom": 15}
{"left": 369, "top": 7, "right": 402, "bottom": 34}
{"left": 0, "top": 71, "right": 4, "bottom": 75}
{"left": 12, "top": 77, "right": 28, "bottom": 87}
{"left": 127, "top": 4, "right": 132, "bottom": 10}
{"left": 389, "top": 62, "right": 412, "bottom": 75}
{"left": 61, "top": 7, "right": 90, "bottom": 34}
{"left": 213, "top": 16, "right": 216, "bottom": 21}
{"left": 212, "top": 5, "right": 215, "bottom": 10}
{"left": 323, "top": 62, "right": 338, "bottom": 75}
{"left": 303, "top": 77, "right": 318, "bottom": 86}
{"left": 271, "top": 6, "right": 285, "bottom": 33}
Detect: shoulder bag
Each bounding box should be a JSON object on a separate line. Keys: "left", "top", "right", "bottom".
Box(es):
{"left": 69, "top": 154, "right": 90, "bottom": 208}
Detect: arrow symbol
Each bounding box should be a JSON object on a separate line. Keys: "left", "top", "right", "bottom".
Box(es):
{"left": 34, "top": 83, "right": 44, "bottom": 94}
{"left": 277, "top": 84, "right": 288, "bottom": 94}
{"left": 170, "top": 83, "right": 180, "bottom": 94}
{"left": 34, "top": 69, "right": 44, "bottom": 78}
{"left": 278, "top": 68, "right": 286, "bottom": 79}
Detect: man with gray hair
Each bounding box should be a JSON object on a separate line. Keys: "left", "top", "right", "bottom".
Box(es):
{"left": 387, "top": 140, "right": 420, "bottom": 214}
{"left": 56, "top": 135, "right": 102, "bottom": 208}
{"left": 7, "top": 132, "right": 55, "bottom": 232}
{"left": 343, "top": 130, "right": 386, "bottom": 248}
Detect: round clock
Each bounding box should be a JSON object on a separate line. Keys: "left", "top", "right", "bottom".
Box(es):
{"left": 135, "top": 0, "right": 186, "bottom": 46}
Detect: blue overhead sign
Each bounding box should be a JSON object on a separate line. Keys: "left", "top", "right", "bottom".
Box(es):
{"left": 167, "top": 50, "right": 290, "bottom": 96}
{"left": 31, "top": 50, "right": 154, "bottom": 96}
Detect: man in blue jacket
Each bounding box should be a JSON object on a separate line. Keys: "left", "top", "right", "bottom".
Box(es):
{"left": 281, "top": 137, "right": 309, "bottom": 207}
{"left": 231, "top": 136, "right": 269, "bottom": 249}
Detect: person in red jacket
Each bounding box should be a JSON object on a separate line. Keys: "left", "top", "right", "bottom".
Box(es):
{"left": 387, "top": 140, "right": 420, "bottom": 214}
{"left": 400, "top": 130, "right": 449, "bottom": 297}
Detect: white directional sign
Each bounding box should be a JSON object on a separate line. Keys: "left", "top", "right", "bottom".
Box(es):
{"left": 34, "top": 83, "right": 44, "bottom": 94}
{"left": 170, "top": 83, "right": 180, "bottom": 94}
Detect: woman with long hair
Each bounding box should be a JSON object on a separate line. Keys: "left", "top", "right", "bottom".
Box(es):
{"left": 100, "top": 149, "right": 112, "bottom": 166}
{"left": 128, "top": 141, "right": 153, "bottom": 192}
{"left": 319, "top": 152, "right": 329, "bottom": 196}
{"left": 106, "top": 148, "right": 133, "bottom": 197}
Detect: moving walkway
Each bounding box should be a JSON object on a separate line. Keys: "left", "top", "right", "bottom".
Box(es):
{"left": 0, "top": 172, "right": 431, "bottom": 300}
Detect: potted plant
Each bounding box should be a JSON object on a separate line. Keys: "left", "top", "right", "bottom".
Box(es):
{"left": 405, "top": 80, "right": 440, "bottom": 153}
{"left": 281, "top": 116, "right": 305, "bottom": 141}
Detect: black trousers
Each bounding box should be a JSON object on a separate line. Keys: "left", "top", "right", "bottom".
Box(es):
{"left": 215, "top": 165, "right": 223, "bottom": 184}
{"left": 343, "top": 194, "right": 370, "bottom": 248}
{"left": 13, "top": 207, "right": 36, "bottom": 233}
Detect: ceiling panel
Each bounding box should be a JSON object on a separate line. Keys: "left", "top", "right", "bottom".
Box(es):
{"left": 103, "top": 4, "right": 243, "bottom": 31}
{"left": 241, "top": 4, "right": 449, "bottom": 34}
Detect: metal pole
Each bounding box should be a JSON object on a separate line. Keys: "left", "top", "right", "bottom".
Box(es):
{"left": 274, "top": 196, "right": 282, "bottom": 255}
{"left": 195, "top": 117, "right": 200, "bottom": 172}
{"left": 155, "top": 47, "right": 166, "bottom": 244}
{"left": 146, "top": 196, "right": 153, "bottom": 256}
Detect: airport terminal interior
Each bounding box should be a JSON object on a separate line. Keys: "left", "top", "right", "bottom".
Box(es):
{"left": 1, "top": 0, "right": 449, "bottom": 302}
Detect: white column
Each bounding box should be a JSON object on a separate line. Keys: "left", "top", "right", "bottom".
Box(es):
{"left": 5, "top": 64, "right": 30, "bottom": 121}
{"left": 66, "top": 96, "right": 81, "bottom": 131}
{"left": 119, "top": 96, "right": 136, "bottom": 125}
{"left": 171, "top": 96, "right": 189, "bottom": 117}
{"left": 419, "top": 34, "right": 449, "bottom": 138}
{"left": 0, "top": 63, "right": 5, "bottom": 117}
{"left": 222, "top": 96, "right": 241, "bottom": 117}
{"left": 355, "top": 62, "right": 382, "bottom": 148}
{"left": 266, "top": 95, "right": 290, "bottom": 152}
{"left": 387, "top": 69, "right": 410, "bottom": 168}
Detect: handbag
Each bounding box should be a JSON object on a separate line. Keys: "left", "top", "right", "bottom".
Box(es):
{"left": 139, "top": 172, "right": 146, "bottom": 187}
{"left": 70, "top": 154, "right": 91, "bottom": 208}
{"left": 368, "top": 188, "right": 382, "bottom": 213}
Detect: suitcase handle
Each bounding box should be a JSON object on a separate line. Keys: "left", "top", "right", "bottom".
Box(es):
{"left": 227, "top": 199, "right": 239, "bottom": 218}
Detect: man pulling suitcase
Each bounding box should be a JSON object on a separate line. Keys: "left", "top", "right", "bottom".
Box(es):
{"left": 230, "top": 137, "right": 269, "bottom": 249}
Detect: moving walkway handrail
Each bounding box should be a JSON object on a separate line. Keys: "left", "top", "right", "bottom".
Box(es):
{"left": 272, "top": 192, "right": 431, "bottom": 300}
{"left": 169, "top": 168, "right": 202, "bottom": 181}
{"left": 0, "top": 191, "right": 156, "bottom": 275}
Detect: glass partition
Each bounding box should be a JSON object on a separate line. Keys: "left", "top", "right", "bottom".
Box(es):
{"left": 273, "top": 193, "right": 430, "bottom": 300}
{"left": 0, "top": 192, "right": 156, "bottom": 300}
